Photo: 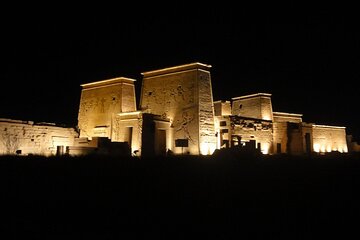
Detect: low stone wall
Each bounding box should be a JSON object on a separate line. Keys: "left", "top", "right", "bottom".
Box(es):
{"left": 230, "top": 116, "right": 273, "bottom": 154}
{"left": 312, "top": 125, "right": 348, "bottom": 153}
{"left": 0, "top": 118, "right": 79, "bottom": 156}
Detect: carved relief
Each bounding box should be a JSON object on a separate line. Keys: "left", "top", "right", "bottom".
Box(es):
{"left": 78, "top": 85, "right": 125, "bottom": 139}
{"left": 112, "top": 117, "right": 120, "bottom": 141}
{"left": 143, "top": 80, "right": 195, "bottom": 119}
{"left": 99, "top": 98, "right": 106, "bottom": 113}
{"left": 230, "top": 116, "right": 273, "bottom": 131}
{"left": 78, "top": 100, "right": 91, "bottom": 136}
{"left": 138, "top": 117, "right": 143, "bottom": 136}
{"left": 109, "top": 93, "right": 120, "bottom": 112}
{"left": 170, "top": 85, "right": 185, "bottom": 102}
{"left": 0, "top": 132, "right": 20, "bottom": 154}
{"left": 175, "top": 111, "right": 196, "bottom": 144}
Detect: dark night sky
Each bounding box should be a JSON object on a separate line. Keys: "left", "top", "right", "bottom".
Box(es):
{"left": 1, "top": 5, "right": 359, "bottom": 137}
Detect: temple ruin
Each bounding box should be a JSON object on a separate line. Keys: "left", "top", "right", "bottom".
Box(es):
{"left": 0, "top": 62, "right": 352, "bottom": 156}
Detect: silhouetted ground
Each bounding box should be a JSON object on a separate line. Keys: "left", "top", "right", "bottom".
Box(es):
{"left": 1, "top": 152, "right": 360, "bottom": 239}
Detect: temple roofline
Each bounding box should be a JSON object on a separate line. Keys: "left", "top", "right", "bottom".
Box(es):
{"left": 81, "top": 77, "right": 136, "bottom": 89}
{"left": 232, "top": 93, "right": 272, "bottom": 100}
{"left": 313, "top": 124, "right": 346, "bottom": 129}
{"left": 141, "top": 62, "right": 211, "bottom": 78}
{"left": 273, "top": 112, "right": 303, "bottom": 118}
{"left": 213, "top": 100, "right": 231, "bottom": 103}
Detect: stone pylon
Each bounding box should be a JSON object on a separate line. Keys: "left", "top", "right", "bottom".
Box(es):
{"left": 140, "top": 62, "right": 217, "bottom": 155}
{"left": 77, "top": 77, "right": 137, "bottom": 139}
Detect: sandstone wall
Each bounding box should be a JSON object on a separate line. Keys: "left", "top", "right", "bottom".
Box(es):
{"left": 214, "top": 116, "right": 232, "bottom": 149}
{"left": 230, "top": 116, "right": 273, "bottom": 154}
{"left": 198, "top": 71, "right": 217, "bottom": 155}
{"left": 287, "top": 123, "right": 304, "bottom": 154}
{"left": 273, "top": 122, "right": 313, "bottom": 154}
{"left": 140, "top": 63, "right": 216, "bottom": 155}
{"left": 112, "top": 112, "right": 142, "bottom": 155}
{"left": 0, "top": 119, "right": 78, "bottom": 156}
{"left": 78, "top": 78, "right": 136, "bottom": 139}
{"left": 273, "top": 112, "right": 303, "bottom": 123}
{"left": 232, "top": 93, "right": 273, "bottom": 121}
{"left": 141, "top": 71, "right": 198, "bottom": 154}
{"left": 232, "top": 97, "right": 261, "bottom": 118}
{"left": 214, "top": 100, "right": 231, "bottom": 116}
{"left": 312, "top": 125, "right": 348, "bottom": 153}
{"left": 272, "top": 122, "right": 288, "bottom": 153}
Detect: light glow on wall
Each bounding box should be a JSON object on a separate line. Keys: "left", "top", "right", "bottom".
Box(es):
{"left": 200, "top": 142, "right": 217, "bottom": 155}
{"left": 313, "top": 143, "right": 320, "bottom": 153}
{"left": 261, "top": 142, "right": 270, "bottom": 154}
{"left": 333, "top": 145, "right": 348, "bottom": 153}
{"left": 326, "top": 145, "right": 332, "bottom": 152}
{"left": 262, "top": 113, "right": 272, "bottom": 121}
{"left": 313, "top": 143, "right": 348, "bottom": 153}
{"left": 320, "top": 145, "right": 326, "bottom": 153}
{"left": 312, "top": 125, "right": 348, "bottom": 154}
{"left": 131, "top": 143, "right": 140, "bottom": 155}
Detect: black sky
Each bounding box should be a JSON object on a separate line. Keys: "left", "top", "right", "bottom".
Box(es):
{"left": 1, "top": 5, "right": 359, "bottom": 137}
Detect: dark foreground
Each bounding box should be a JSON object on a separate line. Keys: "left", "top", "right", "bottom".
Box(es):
{"left": 1, "top": 152, "right": 360, "bottom": 239}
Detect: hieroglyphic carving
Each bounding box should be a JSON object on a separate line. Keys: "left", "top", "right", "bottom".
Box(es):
{"left": 170, "top": 85, "right": 185, "bottom": 102}
{"left": 112, "top": 117, "right": 120, "bottom": 141}
{"left": 0, "top": 132, "right": 20, "bottom": 154}
{"left": 175, "top": 111, "right": 196, "bottom": 144}
{"left": 109, "top": 92, "right": 120, "bottom": 112}
{"left": 78, "top": 84, "right": 126, "bottom": 139}
{"left": 99, "top": 98, "right": 106, "bottom": 113}
{"left": 78, "top": 100, "right": 92, "bottom": 137}
{"left": 142, "top": 80, "right": 195, "bottom": 119}
{"left": 138, "top": 117, "right": 143, "bottom": 136}
{"left": 230, "top": 116, "right": 273, "bottom": 131}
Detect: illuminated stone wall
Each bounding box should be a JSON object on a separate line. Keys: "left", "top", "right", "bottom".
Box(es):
{"left": 111, "top": 112, "right": 172, "bottom": 156}
{"left": 273, "top": 112, "right": 302, "bottom": 123}
{"left": 198, "top": 71, "right": 217, "bottom": 155}
{"left": 312, "top": 125, "right": 348, "bottom": 153}
{"left": 1, "top": 62, "right": 351, "bottom": 157}
{"left": 230, "top": 116, "right": 273, "bottom": 154}
{"left": 152, "top": 117, "right": 173, "bottom": 156}
{"left": 214, "top": 100, "right": 231, "bottom": 116}
{"left": 140, "top": 63, "right": 217, "bottom": 155}
{"left": 0, "top": 118, "right": 78, "bottom": 156}
{"left": 232, "top": 93, "right": 273, "bottom": 121}
{"left": 112, "top": 111, "right": 143, "bottom": 156}
{"left": 78, "top": 77, "right": 136, "bottom": 139}
{"left": 272, "top": 122, "right": 289, "bottom": 153}
{"left": 272, "top": 112, "right": 304, "bottom": 154}
{"left": 287, "top": 123, "right": 305, "bottom": 154}
{"left": 214, "top": 116, "right": 232, "bottom": 149}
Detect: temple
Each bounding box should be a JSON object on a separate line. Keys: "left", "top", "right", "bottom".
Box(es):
{"left": 0, "top": 62, "right": 355, "bottom": 156}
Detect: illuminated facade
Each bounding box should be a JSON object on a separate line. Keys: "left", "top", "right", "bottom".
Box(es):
{"left": 0, "top": 118, "right": 78, "bottom": 156}
{"left": 0, "top": 62, "right": 351, "bottom": 156}
{"left": 139, "top": 63, "right": 217, "bottom": 155}
{"left": 76, "top": 62, "right": 348, "bottom": 156}
{"left": 215, "top": 96, "right": 348, "bottom": 155}
{"left": 77, "top": 77, "right": 137, "bottom": 139}
{"left": 77, "top": 63, "right": 217, "bottom": 156}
